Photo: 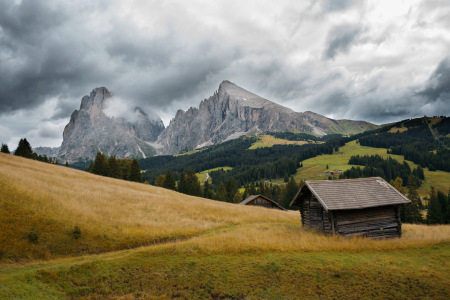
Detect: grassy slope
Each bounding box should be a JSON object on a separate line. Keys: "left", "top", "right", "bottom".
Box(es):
{"left": 330, "top": 120, "right": 378, "bottom": 135}
{"left": 2, "top": 154, "right": 450, "bottom": 299}
{"left": 0, "top": 154, "right": 295, "bottom": 262}
{"left": 272, "top": 140, "right": 450, "bottom": 197}
{"left": 248, "top": 135, "right": 309, "bottom": 149}
{"left": 197, "top": 167, "right": 233, "bottom": 184}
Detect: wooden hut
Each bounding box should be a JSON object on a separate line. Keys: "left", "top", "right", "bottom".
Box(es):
{"left": 290, "top": 177, "right": 410, "bottom": 238}
{"left": 240, "top": 195, "right": 286, "bottom": 211}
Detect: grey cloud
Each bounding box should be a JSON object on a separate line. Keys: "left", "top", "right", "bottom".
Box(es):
{"left": 323, "top": 24, "right": 361, "bottom": 60}
{"left": 322, "top": 0, "right": 356, "bottom": 12}
{"left": 419, "top": 56, "right": 450, "bottom": 101}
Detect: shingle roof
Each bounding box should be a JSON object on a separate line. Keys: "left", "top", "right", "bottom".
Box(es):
{"left": 290, "top": 177, "right": 410, "bottom": 211}
{"left": 240, "top": 194, "right": 286, "bottom": 210}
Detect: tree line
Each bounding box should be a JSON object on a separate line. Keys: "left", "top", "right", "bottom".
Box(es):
{"left": 87, "top": 152, "right": 143, "bottom": 183}
{"left": 153, "top": 168, "right": 302, "bottom": 208}
{"left": 343, "top": 154, "right": 424, "bottom": 187}
{"left": 1, "top": 139, "right": 70, "bottom": 166}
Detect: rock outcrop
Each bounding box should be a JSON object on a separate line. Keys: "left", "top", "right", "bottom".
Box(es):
{"left": 59, "top": 87, "right": 164, "bottom": 161}
{"left": 157, "top": 81, "right": 377, "bottom": 154}
{"left": 33, "top": 146, "right": 60, "bottom": 157}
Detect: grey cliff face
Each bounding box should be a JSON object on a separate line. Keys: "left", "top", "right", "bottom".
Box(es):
{"left": 157, "top": 81, "right": 377, "bottom": 155}
{"left": 59, "top": 87, "right": 164, "bottom": 161}
{"left": 33, "top": 146, "right": 61, "bottom": 158}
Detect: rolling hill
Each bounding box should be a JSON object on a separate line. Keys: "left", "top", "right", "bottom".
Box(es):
{"left": 1, "top": 153, "right": 450, "bottom": 299}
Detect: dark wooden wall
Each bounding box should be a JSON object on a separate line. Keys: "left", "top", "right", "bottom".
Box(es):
{"left": 334, "top": 206, "right": 402, "bottom": 239}
{"left": 298, "top": 189, "right": 402, "bottom": 239}
{"left": 248, "top": 197, "right": 283, "bottom": 210}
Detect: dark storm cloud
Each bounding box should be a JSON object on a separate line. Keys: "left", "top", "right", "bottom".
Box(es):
{"left": 0, "top": 0, "right": 113, "bottom": 114}
{"left": 323, "top": 24, "right": 361, "bottom": 60}
{"left": 419, "top": 56, "right": 450, "bottom": 101}
{"left": 0, "top": 0, "right": 450, "bottom": 147}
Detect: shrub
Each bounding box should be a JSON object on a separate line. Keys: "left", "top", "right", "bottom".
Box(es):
{"left": 27, "top": 230, "right": 39, "bottom": 243}
{"left": 72, "top": 226, "right": 81, "bottom": 239}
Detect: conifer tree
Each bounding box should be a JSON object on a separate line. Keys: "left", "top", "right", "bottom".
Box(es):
{"left": 1, "top": 143, "right": 10, "bottom": 154}
{"left": 264, "top": 185, "right": 273, "bottom": 199}
{"left": 187, "top": 169, "right": 201, "bottom": 196}
{"left": 427, "top": 186, "right": 442, "bottom": 224}
{"left": 226, "top": 178, "right": 239, "bottom": 202}
{"left": 233, "top": 191, "right": 243, "bottom": 203}
{"left": 250, "top": 182, "right": 257, "bottom": 195}
{"left": 108, "top": 156, "right": 121, "bottom": 179}
{"left": 402, "top": 174, "right": 423, "bottom": 223}
{"left": 162, "top": 169, "right": 176, "bottom": 190}
{"left": 101, "top": 154, "right": 109, "bottom": 176}
{"left": 65, "top": 161, "right": 70, "bottom": 167}
{"left": 14, "top": 138, "right": 32, "bottom": 158}
{"left": 437, "top": 191, "right": 447, "bottom": 222}
{"left": 203, "top": 180, "right": 212, "bottom": 199}
{"left": 155, "top": 175, "right": 166, "bottom": 187}
{"left": 178, "top": 172, "right": 188, "bottom": 194}
{"left": 282, "top": 176, "right": 298, "bottom": 208}
{"left": 218, "top": 182, "right": 228, "bottom": 202}
{"left": 129, "top": 159, "right": 142, "bottom": 183}
{"left": 284, "top": 172, "right": 289, "bottom": 183}
{"left": 92, "top": 152, "right": 104, "bottom": 175}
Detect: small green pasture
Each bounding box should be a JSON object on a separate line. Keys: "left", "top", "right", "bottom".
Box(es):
{"left": 174, "top": 148, "right": 205, "bottom": 157}
{"left": 197, "top": 167, "right": 233, "bottom": 184}
{"left": 271, "top": 140, "right": 450, "bottom": 196}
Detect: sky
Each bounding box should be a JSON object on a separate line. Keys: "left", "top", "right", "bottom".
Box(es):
{"left": 0, "top": 0, "right": 449, "bottom": 148}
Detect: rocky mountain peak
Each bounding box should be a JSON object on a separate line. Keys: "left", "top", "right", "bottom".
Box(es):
{"left": 59, "top": 87, "right": 164, "bottom": 161}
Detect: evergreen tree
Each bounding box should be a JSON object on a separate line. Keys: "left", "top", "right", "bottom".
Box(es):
{"left": 264, "top": 185, "right": 273, "bottom": 200}
{"left": 144, "top": 180, "right": 149, "bottom": 184}
{"left": 1, "top": 143, "right": 10, "bottom": 154}
{"left": 101, "top": 154, "right": 109, "bottom": 176}
{"left": 162, "top": 169, "right": 176, "bottom": 190}
{"left": 250, "top": 182, "right": 257, "bottom": 195}
{"left": 14, "top": 138, "right": 32, "bottom": 158}
{"left": 65, "top": 161, "right": 70, "bottom": 167}
{"left": 282, "top": 176, "right": 298, "bottom": 208}
{"left": 402, "top": 174, "right": 423, "bottom": 223}
{"left": 92, "top": 152, "right": 104, "bottom": 175}
{"left": 437, "top": 191, "right": 447, "bottom": 222}
{"left": 108, "top": 156, "right": 122, "bottom": 179}
{"left": 129, "top": 159, "right": 142, "bottom": 183}
{"left": 155, "top": 175, "right": 166, "bottom": 187}
{"left": 226, "top": 178, "right": 239, "bottom": 202}
{"left": 233, "top": 191, "right": 243, "bottom": 203}
{"left": 284, "top": 172, "right": 289, "bottom": 183}
{"left": 203, "top": 180, "right": 212, "bottom": 199}
{"left": 186, "top": 169, "right": 201, "bottom": 196}
{"left": 427, "top": 186, "right": 442, "bottom": 224}
{"left": 178, "top": 172, "right": 188, "bottom": 194}
{"left": 218, "top": 182, "right": 228, "bottom": 202}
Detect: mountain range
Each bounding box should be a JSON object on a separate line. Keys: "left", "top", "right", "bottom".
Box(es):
{"left": 34, "top": 81, "right": 377, "bottom": 161}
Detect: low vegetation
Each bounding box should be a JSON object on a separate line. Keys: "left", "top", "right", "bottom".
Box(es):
{"left": 248, "top": 135, "right": 309, "bottom": 149}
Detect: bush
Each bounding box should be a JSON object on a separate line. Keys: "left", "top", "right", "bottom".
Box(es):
{"left": 72, "top": 226, "right": 81, "bottom": 239}
{"left": 27, "top": 230, "right": 39, "bottom": 243}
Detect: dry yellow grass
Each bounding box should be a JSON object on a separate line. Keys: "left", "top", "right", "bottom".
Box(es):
{"left": 388, "top": 127, "right": 408, "bottom": 133}
{"left": 2, "top": 152, "right": 450, "bottom": 264}
{"left": 151, "top": 223, "right": 450, "bottom": 255}
{"left": 0, "top": 153, "right": 299, "bottom": 261}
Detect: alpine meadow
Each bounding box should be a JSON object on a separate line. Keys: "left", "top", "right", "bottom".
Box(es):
{"left": 2, "top": 1, "right": 450, "bottom": 299}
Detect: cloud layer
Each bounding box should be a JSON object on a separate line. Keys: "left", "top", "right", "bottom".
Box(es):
{"left": 0, "top": 0, "right": 449, "bottom": 147}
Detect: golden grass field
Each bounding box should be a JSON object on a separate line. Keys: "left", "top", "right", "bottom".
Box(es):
{"left": 1, "top": 153, "right": 450, "bottom": 299}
